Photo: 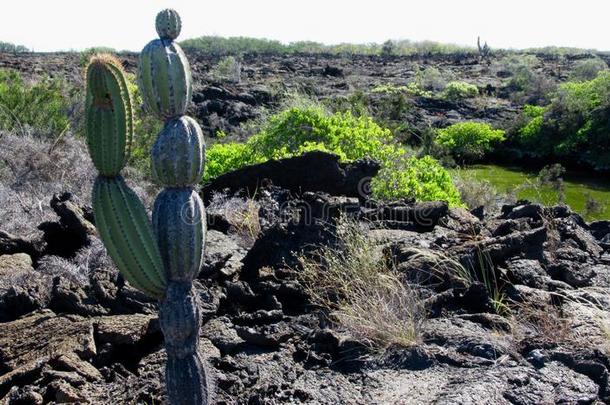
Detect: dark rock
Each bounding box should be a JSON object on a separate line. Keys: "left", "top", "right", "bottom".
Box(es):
{"left": 202, "top": 230, "right": 246, "bottom": 278}
{"left": 202, "top": 151, "right": 380, "bottom": 204}
{"left": 0, "top": 231, "right": 43, "bottom": 260}
{"left": 364, "top": 201, "right": 449, "bottom": 230}
{"left": 38, "top": 193, "right": 96, "bottom": 258}
{"left": 590, "top": 220, "right": 610, "bottom": 241}
{"left": 505, "top": 259, "right": 551, "bottom": 289}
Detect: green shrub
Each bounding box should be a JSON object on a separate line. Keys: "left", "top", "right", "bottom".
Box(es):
{"left": 204, "top": 142, "right": 256, "bottom": 180}
{"left": 204, "top": 107, "right": 462, "bottom": 206}
{"left": 515, "top": 71, "right": 610, "bottom": 169}
{"left": 0, "top": 69, "right": 69, "bottom": 136}
{"left": 569, "top": 58, "right": 608, "bottom": 82}
{"left": 442, "top": 81, "right": 479, "bottom": 101}
{"left": 0, "top": 41, "right": 29, "bottom": 53}
{"left": 436, "top": 122, "right": 505, "bottom": 162}
{"left": 518, "top": 104, "right": 545, "bottom": 144}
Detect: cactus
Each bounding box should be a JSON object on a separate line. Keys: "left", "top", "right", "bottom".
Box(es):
{"left": 153, "top": 188, "right": 206, "bottom": 281}
{"left": 92, "top": 176, "right": 166, "bottom": 298}
{"left": 156, "top": 8, "right": 182, "bottom": 40}
{"left": 85, "top": 56, "right": 166, "bottom": 299}
{"left": 86, "top": 9, "right": 212, "bottom": 404}
{"left": 140, "top": 9, "right": 211, "bottom": 405}
{"left": 137, "top": 39, "right": 192, "bottom": 120}
{"left": 85, "top": 54, "right": 133, "bottom": 176}
{"left": 152, "top": 116, "right": 205, "bottom": 186}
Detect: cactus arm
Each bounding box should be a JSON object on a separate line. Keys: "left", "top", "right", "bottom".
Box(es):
{"left": 93, "top": 177, "right": 166, "bottom": 298}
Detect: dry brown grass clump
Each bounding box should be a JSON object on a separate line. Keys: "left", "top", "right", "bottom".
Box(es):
{"left": 298, "top": 218, "right": 424, "bottom": 350}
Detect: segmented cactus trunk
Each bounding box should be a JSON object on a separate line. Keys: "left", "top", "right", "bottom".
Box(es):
{"left": 138, "top": 9, "right": 211, "bottom": 405}
{"left": 85, "top": 10, "right": 211, "bottom": 405}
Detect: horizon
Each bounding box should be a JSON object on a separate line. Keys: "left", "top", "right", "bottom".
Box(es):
{"left": 2, "top": 1, "right": 610, "bottom": 52}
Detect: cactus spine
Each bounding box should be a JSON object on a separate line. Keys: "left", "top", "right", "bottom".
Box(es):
{"left": 139, "top": 9, "right": 211, "bottom": 405}
{"left": 85, "top": 55, "right": 167, "bottom": 299}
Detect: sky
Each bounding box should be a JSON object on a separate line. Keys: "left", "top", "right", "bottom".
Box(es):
{"left": 2, "top": 1, "right": 610, "bottom": 52}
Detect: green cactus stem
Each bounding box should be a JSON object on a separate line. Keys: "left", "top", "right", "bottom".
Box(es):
{"left": 153, "top": 188, "right": 205, "bottom": 282}
{"left": 156, "top": 8, "right": 182, "bottom": 40}
{"left": 92, "top": 176, "right": 167, "bottom": 298}
{"left": 137, "top": 39, "right": 192, "bottom": 120}
{"left": 85, "top": 55, "right": 133, "bottom": 177}
{"left": 152, "top": 116, "right": 205, "bottom": 187}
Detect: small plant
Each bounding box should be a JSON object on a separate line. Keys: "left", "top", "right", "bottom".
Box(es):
{"left": 453, "top": 172, "right": 500, "bottom": 210}
{"left": 436, "top": 121, "right": 505, "bottom": 163}
{"left": 584, "top": 193, "right": 604, "bottom": 218}
{"left": 442, "top": 81, "right": 479, "bottom": 101}
{"left": 298, "top": 218, "right": 424, "bottom": 349}
{"left": 380, "top": 40, "right": 395, "bottom": 56}
{"left": 537, "top": 163, "right": 566, "bottom": 204}
{"left": 209, "top": 55, "right": 242, "bottom": 83}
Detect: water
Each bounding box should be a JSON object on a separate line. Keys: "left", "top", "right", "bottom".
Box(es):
{"left": 453, "top": 164, "right": 610, "bottom": 221}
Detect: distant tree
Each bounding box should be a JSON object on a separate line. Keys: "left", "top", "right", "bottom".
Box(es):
{"left": 381, "top": 40, "right": 395, "bottom": 57}
{"left": 0, "top": 41, "right": 29, "bottom": 54}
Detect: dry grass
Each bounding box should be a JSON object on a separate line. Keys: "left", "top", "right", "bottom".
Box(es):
{"left": 208, "top": 192, "right": 261, "bottom": 246}
{"left": 509, "top": 298, "right": 574, "bottom": 347}
{"left": 298, "top": 218, "right": 424, "bottom": 350}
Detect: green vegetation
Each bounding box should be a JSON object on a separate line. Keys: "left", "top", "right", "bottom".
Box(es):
{"left": 0, "top": 41, "right": 29, "bottom": 53}
{"left": 205, "top": 107, "right": 462, "bottom": 206}
{"left": 442, "top": 81, "right": 479, "bottom": 101}
{"left": 0, "top": 69, "right": 69, "bottom": 136}
{"left": 181, "top": 36, "right": 477, "bottom": 56}
{"left": 516, "top": 70, "right": 610, "bottom": 169}
{"left": 436, "top": 122, "right": 505, "bottom": 162}
{"left": 453, "top": 164, "right": 610, "bottom": 221}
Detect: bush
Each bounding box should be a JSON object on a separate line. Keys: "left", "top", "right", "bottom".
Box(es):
{"left": 204, "top": 107, "right": 463, "bottom": 205}
{"left": 0, "top": 41, "right": 29, "bottom": 53}
{"left": 442, "top": 81, "right": 479, "bottom": 101}
{"left": 436, "top": 122, "right": 505, "bottom": 162}
{"left": 0, "top": 69, "right": 69, "bottom": 136}
{"left": 516, "top": 71, "right": 610, "bottom": 169}
{"left": 569, "top": 58, "right": 608, "bottom": 82}
{"left": 209, "top": 56, "right": 242, "bottom": 83}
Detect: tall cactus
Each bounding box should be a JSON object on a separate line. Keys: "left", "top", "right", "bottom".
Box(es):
{"left": 85, "top": 10, "right": 211, "bottom": 405}
{"left": 139, "top": 9, "right": 211, "bottom": 405}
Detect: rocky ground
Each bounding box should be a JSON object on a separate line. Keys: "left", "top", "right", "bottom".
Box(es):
{"left": 1, "top": 151, "right": 610, "bottom": 404}
{"left": 1, "top": 50, "right": 604, "bottom": 141}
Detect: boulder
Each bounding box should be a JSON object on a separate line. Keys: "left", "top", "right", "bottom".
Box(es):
{"left": 202, "top": 151, "right": 380, "bottom": 203}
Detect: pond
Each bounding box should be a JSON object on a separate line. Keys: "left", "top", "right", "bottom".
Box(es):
{"left": 452, "top": 164, "right": 610, "bottom": 222}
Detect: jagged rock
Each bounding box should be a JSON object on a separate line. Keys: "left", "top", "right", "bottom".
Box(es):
{"left": 202, "top": 151, "right": 380, "bottom": 203}
{"left": 4, "top": 385, "right": 43, "bottom": 405}
{"left": 202, "top": 316, "right": 245, "bottom": 354}
{"left": 0, "top": 253, "right": 33, "bottom": 285}
{"left": 0, "top": 276, "right": 52, "bottom": 322}
{"left": 0, "top": 231, "right": 43, "bottom": 260}
{"left": 38, "top": 193, "right": 96, "bottom": 258}
{"left": 202, "top": 230, "right": 246, "bottom": 278}
{"left": 0, "top": 310, "right": 96, "bottom": 370}
{"left": 94, "top": 314, "right": 157, "bottom": 346}
{"left": 50, "top": 353, "right": 103, "bottom": 382}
